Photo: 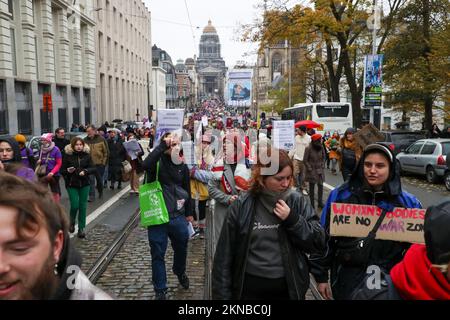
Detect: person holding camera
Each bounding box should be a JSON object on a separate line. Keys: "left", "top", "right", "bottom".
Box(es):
{"left": 61, "top": 137, "right": 96, "bottom": 239}
{"left": 310, "top": 144, "right": 422, "bottom": 300}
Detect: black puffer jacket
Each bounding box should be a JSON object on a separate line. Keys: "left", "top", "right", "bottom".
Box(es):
{"left": 309, "top": 147, "right": 422, "bottom": 300}
{"left": 61, "top": 144, "right": 96, "bottom": 188}
{"left": 142, "top": 140, "right": 192, "bottom": 218}
{"left": 212, "top": 192, "right": 326, "bottom": 300}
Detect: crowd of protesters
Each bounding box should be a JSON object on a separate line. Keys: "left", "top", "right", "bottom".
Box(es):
{"left": 0, "top": 100, "right": 449, "bottom": 301}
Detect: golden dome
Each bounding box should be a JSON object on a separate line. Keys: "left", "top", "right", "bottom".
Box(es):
{"left": 203, "top": 20, "right": 217, "bottom": 34}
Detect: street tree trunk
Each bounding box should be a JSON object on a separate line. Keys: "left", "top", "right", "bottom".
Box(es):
{"left": 422, "top": 0, "right": 433, "bottom": 131}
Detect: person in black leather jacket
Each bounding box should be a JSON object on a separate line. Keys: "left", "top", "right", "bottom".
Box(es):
{"left": 61, "top": 137, "right": 96, "bottom": 238}
{"left": 212, "top": 148, "right": 326, "bottom": 300}
{"left": 142, "top": 131, "right": 193, "bottom": 300}
{"left": 310, "top": 144, "right": 422, "bottom": 300}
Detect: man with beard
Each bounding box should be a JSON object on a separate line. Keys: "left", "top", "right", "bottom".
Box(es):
{"left": 0, "top": 171, "right": 111, "bottom": 300}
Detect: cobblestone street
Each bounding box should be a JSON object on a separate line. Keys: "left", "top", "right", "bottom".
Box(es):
{"left": 96, "top": 226, "right": 206, "bottom": 300}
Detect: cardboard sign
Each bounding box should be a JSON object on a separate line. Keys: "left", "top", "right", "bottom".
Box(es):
{"left": 330, "top": 203, "right": 426, "bottom": 244}
{"left": 353, "top": 123, "right": 384, "bottom": 148}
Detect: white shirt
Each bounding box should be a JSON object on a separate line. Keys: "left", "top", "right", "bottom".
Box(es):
{"left": 289, "top": 134, "right": 311, "bottom": 161}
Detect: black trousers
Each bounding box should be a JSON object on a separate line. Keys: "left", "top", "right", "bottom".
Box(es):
{"left": 241, "top": 273, "right": 290, "bottom": 300}
{"left": 309, "top": 183, "right": 324, "bottom": 209}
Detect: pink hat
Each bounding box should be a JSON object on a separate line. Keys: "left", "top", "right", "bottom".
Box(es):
{"left": 41, "top": 133, "right": 53, "bottom": 142}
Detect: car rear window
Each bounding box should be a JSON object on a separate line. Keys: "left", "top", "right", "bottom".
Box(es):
{"left": 441, "top": 142, "right": 450, "bottom": 155}
{"left": 391, "top": 133, "right": 425, "bottom": 143}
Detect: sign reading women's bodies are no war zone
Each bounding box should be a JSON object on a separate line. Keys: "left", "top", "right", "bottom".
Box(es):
{"left": 330, "top": 203, "right": 426, "bottom": 244}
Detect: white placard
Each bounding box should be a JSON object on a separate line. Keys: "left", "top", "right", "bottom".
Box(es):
{"left": 182, "top": 141, "right": 195, "bottom": 165}
{"left": 155, "top": 109, "right": 185, "bottom": 146}
{"left": 123, "top": 139, "right": 142, "bottom": 160}
{"left": 202, "top": 116, "right": 208, "bottom": 127}
{"left": 272, "top": 120, "right": 295, "bottom": 151}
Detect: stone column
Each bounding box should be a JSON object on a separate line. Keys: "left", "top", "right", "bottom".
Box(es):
{"left": 40, "top": 0, "right": 55, "bottom": 83}
{"left": 20, "top": 0, "right": 37, "bottom": 80}
{"left": 0, "top": 0, "right": 13, "bottom": 77}
{"left": 55, "top": 8, "right": 70, "bottom": 84}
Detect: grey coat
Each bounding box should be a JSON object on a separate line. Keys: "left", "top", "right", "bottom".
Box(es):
{"left": 303, "top": 144, "right": 326, "bottom": 184}
{"left": 207, "top": 164, "right": 240, "bottom": 255}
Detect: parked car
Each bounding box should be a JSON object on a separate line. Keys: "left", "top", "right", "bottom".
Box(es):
{"left": 378, "top": 130, "right": 427, "bottom": 156}
{"left": 444, "top": 152, "right": 450, "bottom": 191}
{"left": 396, "top": 138, "right": 450, "bottom": 183}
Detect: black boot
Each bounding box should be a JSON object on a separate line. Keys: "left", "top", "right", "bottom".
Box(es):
{"left": 155, "top": 290, "right": 167, "bottom": 300}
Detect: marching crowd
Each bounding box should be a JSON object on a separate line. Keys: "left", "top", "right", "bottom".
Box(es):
{"left": 0, "top": 100, "right": 449, "bottom": 301}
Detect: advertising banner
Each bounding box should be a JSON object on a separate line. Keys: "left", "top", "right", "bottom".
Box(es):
{"left": 364, "top": 54, "right": 384, "bottom": 107}
{"left": 228, "top": 70, "right": 253, "bottom": 107}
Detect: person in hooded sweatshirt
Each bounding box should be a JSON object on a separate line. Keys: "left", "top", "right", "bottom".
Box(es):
{"left": 0, "top": 171, "right": 112, "bottom": 300}
{"left": 0, "top": 136, "right": 36, "bottom": 181}
{"left": 310, "top": 144, "right": 422, "bottom": 300}
{"left": 15, "top": 134, "right": 36, "bottom": 170}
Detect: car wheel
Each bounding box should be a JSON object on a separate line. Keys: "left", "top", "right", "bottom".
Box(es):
{"left": 445, "top": 172, "right": 450, "bottom": 191}
{"left": 426, "top": 166, "right": 438, "bottom": 184}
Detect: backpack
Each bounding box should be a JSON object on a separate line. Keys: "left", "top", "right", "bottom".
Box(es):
{"left": 351, "top": 269, "right": 403, "bottom": 300}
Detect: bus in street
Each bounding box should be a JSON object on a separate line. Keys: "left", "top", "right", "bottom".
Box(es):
{"left": 281, "top": 102, "right": 353, "bottom": 134}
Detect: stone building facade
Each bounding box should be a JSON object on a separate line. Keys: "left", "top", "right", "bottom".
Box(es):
{"left": 0, "top": 0, "right": 96, "bottom": 134}
{"left": 196, "top": 20, "right": 227, "bottom": 100}
{"left": 95, "top": 0, "right": 152, "bottom": 124}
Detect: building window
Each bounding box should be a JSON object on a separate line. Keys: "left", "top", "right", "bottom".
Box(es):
{"left": 10, "top": 28, "right": 17, "bottom": 76}
{"left": 98, "top": 32, "right": 104, "bottom": 60}
{"left": 272, "top": 53, "right": 282, "bottom": 81}
{"left": 383, "top": 117, "right": 392, "bottom": 130}
{"left": 8, "top": 0, "right": 13, "bottom": 15}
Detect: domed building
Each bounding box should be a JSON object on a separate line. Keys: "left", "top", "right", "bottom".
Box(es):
{"left": 196, "top": 20, "right": 227, "bottom": 99}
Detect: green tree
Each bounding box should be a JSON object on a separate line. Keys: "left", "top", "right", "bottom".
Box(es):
{"left": 384, "top": 0, "right": 450, "bottom": 130}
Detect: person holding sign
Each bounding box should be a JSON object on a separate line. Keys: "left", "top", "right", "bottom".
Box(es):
{"left": 310, "top": 144, "right": 422, "bottom": 300}
{"left": 212, "top": 148, "right": 326, "bottom": 300}
{"left": 142, "top": 132, "right": 193, "bottom": 300}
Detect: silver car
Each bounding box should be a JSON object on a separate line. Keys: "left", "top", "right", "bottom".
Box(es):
{"left": 396, "top": 138, "right": 450, "bottom": 183}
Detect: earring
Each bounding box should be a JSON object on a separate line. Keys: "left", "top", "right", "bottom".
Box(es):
{"left": 54, "top": 264, "right": 59, "bottom": 276}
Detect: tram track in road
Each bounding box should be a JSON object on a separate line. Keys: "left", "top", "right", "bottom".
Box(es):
{"left": 87, "top": 208, "right": 141, "bottom": 284}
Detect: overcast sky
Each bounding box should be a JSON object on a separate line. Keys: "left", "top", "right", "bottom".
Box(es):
{"left": 143, "top": 0, "right": 264, "bottom": 67}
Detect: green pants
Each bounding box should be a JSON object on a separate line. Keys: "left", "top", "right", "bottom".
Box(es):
{"left": 67, "top": 186, "right": 90, "bottom": 231}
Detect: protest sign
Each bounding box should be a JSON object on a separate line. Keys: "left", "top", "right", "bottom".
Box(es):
{"left": 123, "top": 140, "right": 142, "bottom": 160}
{"left": 155, "top": 109, "right": 184, "bottom": 146}
{"left": 201, "top": 116, "right": 208, "bottom": 128}
{"left": 354, "top": 123, "right": 384, "bottom": 149}
{"left": 272, "top": 120, "right": 295, "bottom": 151}
{"left": 330, "top": 203, "right": 426, "bottom": 244}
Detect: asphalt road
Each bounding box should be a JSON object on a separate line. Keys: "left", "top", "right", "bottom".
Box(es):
{"left": 323, "top": 168, "right": 450, "bottom": 209}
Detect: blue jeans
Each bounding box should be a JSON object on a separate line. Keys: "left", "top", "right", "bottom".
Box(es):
{"left": 147, "top": 215, "right": 189, "bottom": 291}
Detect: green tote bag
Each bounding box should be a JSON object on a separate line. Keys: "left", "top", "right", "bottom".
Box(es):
{"left": 139, "top": 162, "right": 169, "bottom": 227}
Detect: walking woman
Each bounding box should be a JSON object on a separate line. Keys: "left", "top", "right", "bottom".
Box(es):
{"left": 0, "top": 136, "right": 36, "bottom": 181}
{"left": 338, "top": 128, "right": 362, "bottom": 182}
{"left": 304, "top": 134, "right": 326, "bottom": 209}
{"left": 61, "top": 137, "right": 96, "bottom": 239}
{"left": 37, "top": 133, "right": 63, "bottom": 203}
{"left": 311, "top": 144, "right": 422, "bottom": 300}
{"left": 212, "top": 148, "right": 326, "bottom": 300}
{"left": 142, "top": 131, "right": 193, "bottom": 300}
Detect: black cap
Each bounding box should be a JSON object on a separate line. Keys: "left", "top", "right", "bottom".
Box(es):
{"left": 424, "top": 200, "right": 450, "bottom": 265}
{"left": 298, "top": 125, "right": 307, "bottom": 132}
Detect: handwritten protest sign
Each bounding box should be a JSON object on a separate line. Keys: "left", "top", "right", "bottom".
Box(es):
{"left": 330, "top": 203, "right": 425, "bottom": 244}
{"left": 272, "top": 120, "right": 295, "bottom": 151}
{"left": 353, "top": 123, "right": 384, "bottom": 148}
